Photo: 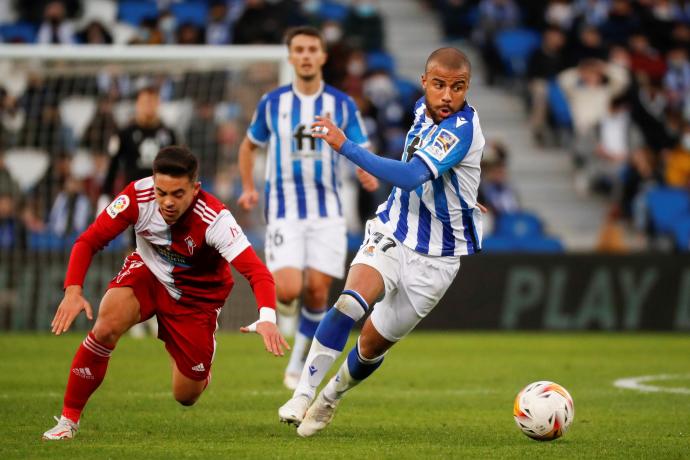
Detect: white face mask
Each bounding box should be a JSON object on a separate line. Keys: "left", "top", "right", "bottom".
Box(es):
{"left": 322, "top": 25, "right": 342, "bottom": 44}
{"left": 347, "top": 59, "right": 366, "bottom": 77}
{"left": 682, "top": 133, "right": 690, "bottom": 150}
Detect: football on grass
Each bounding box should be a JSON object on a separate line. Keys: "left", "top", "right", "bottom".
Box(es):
{"left": 513, "top": 381, "right": 574, "bottom": 441}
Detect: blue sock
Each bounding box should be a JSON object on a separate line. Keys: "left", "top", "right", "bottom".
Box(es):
{"left": 298, "top": 307, "right": 325, "bottom": 339}
{"left": 314, "top": 308, "right": 355, "bottom": 352}
{"left": 346, "top": 342, "right": 385, "bottom": 381}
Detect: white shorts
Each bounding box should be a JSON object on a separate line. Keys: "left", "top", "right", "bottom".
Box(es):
{"left": 351, "top": 218, "right": 460, "bottom": 342}
{"left": 265, "top": 217, "right": 347, "bottom": 279}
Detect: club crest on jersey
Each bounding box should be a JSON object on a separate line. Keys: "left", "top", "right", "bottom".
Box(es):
{"left": 185, "top": 236, "right": 196, "bottom": 255}
{"left": 106, "top": 195, "right": 130, "bottom": 219}
{"left": 429, "top": 129, "right": 459, "bottom": 161}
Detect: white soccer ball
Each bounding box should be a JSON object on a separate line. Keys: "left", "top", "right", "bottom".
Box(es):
{"left": 513, "top": 380, "right": 574, "bottom": 441}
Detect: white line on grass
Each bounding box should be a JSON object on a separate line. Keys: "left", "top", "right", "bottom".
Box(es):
{"left": 613, "top": 374, "right": 690, "bottom": 395}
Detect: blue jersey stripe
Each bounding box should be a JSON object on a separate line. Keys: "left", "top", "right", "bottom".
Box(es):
{"left": 415, "top": 196, "right": 431, "bottom": 253}
{"left": 432, "top": 175, "right": 456, "bottom": 256}
{"left": 330, "top": 99, "right": 343, "bottom": 216}
{"left": 270, "top": 99, "right": 285, "bottom": 219}
{"left": 377, "top": 191, "right": 395, "bottom": 223}
{"left": 314, "top": 94, "right": 327, "bottom": 217}
{"left": 264, "top": 181, "right": 270, "bottom": 222}
{"left": 393, "top": 190, "right": 410, "bottom": 242}
{"left": 449, "top": 172, "right": 476, "bottom": 254}
{"left": 291, "top": 96, "right": 307, "bottom": 219}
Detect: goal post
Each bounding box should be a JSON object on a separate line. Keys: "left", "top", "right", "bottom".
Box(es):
{"left": 0, "top": 44, "right": 290, "bottom": 331}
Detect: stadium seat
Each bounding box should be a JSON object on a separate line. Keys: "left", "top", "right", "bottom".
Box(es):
{"left": 494, "top": 28, "right": 541, "bottom": 77}
{"left": 118, "top": 1, "right": 159, "bottom": 26}
{"left": 482, "top": 234, "right": 564, "bottom": 253}
{"left": 645, "top": 186, "right": 690, "bottom": 234}
{"left": 59, "top": 97, "right": 97, "bottom": 141}
{"left": 81, "top": 0, "right": 117, "bottom": 26}
{"left": 671, "top": 215, "right": 690, "bottom": 251}
{"left": 367, "top": 51, "right": 395, "bottom": 74}
{"left": 159, "top": 99, "right": 194, "bottom": 136}
{"left": 494, "top": 211, "right": 545, "bottom": 239}
{"left": 3, "top": 148, "right": 49, "bottom": 192}
{"left": 319, "top": 1, "right": 349, "bottom": 21}
{"left": 547, "top": 79, "right": 572, "bottom": 128}
{"left": 170, "top": 2, "right": 208, "bottom": 27}
{"left": 0, "top": 22, "right": 38, "bottom": 43}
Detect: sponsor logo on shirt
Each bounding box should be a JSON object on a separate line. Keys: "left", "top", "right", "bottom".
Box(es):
{"left": 153, "top": 244, "right": 191, "bottom": 268}
{"left": 106, "top": 195, "right": 130, "bottom": 219}
{"left": 428, "top": 129, "right": 459, "bottom": 161}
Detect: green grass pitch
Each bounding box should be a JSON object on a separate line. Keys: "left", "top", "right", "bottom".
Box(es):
{"left": 2, "top": 332, "right": 689, "bottom": 459}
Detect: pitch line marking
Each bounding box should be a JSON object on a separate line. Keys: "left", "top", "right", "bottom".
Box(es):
{"left": 614, "top": 374, "right": 690, "bottom": 395}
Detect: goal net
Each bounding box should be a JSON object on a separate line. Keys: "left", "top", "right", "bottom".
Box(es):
{"left": 0, "top": 44, "right": 288, "bottom": 331}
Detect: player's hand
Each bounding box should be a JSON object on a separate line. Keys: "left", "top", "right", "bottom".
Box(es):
{"left": 51, "top": 285, "right": 93, "bottom": 335}
{"left": 311, "top": 116, "right": 346, "bottom": 151}
{"left": 240, "top": 320, "right": 290, "bottom": 357}
{"left": 356, "top": 167, "right": 379, "bottom": 192}
{"left": 237, "top": 189, "right": 259, "bottom": 211}
{"left": 477, "top": 203, "right": 488, "bottom": 214}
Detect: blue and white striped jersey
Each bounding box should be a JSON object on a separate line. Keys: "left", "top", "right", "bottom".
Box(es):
{"left": 247, "top": 82, "right": 369, "bottom": 221}
{"left": 377, "top": 97, "right": 485, "bottom": 256}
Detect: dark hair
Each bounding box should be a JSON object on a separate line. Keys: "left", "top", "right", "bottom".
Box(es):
{"left": 284, "top": 26, "right": 325, "bottom": 50}
{"left": 425, "top": 47, "right": 472, "bottom": 75}
{"left": 153, "top": 146, "right": 198, "bottom": 181}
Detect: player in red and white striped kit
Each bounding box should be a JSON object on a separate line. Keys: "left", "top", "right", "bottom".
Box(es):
{"left": 43, "top": 146, "right": 288, "bottom": 440}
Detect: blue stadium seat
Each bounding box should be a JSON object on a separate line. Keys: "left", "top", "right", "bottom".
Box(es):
{"left": 518, "top": 236, "right": 564, "bottom": 253}
{"left": 319, "top": 1, "right": 349, "bottom": 21}
{"left": 0, "top": 22, "right": 38, "bottom": 43}
{"left": 170, "top": 2, "right": 208, "bottom": 27}
{"left": 367, "top": 51, "right": 395, "bottom": 74}
{"left": 645, "top": 186, "right": 690, "bottom": 234}
{"left": 494, "top": 211, "right": 544, "bottom": 239}
{"left": 671, "top": 215, "right": 690, "bottom": 251}
{"left": 118, "top": 1, "right": 159, "bottom": 26}
{"left": 482, "top": 235, "right": 564, "bottom": 253}
{"left": 28, "top": 231, "right": 77, "bottom": 251}
{"left": 494, "top": 28, "right": 541, "bottom": 77}
{"left": 547, "top": 79, "right": 572, "bottom": 128}
{"left": 481, "top": 235, "right": 514, "bottom": 252}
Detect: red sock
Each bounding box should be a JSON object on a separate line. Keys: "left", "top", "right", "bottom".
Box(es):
{"left": 62, "top": 332, "right": 114, "bottom": 423}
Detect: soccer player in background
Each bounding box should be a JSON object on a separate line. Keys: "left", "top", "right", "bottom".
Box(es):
{"left": 99, "top": 80, "right": 177, "bottom": 338}
{"left": 237, "top": 26, "right": 378, "bottom": 390}
{"left": 278, "top": 47, "right": 485, "bottom": 437}
{"left": 43, "top": 146, "right": 288, "bottom": 440}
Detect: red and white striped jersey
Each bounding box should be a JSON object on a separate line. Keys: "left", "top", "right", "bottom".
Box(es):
{"left": 69, "top": 177, "right": 253, "bottom": 310}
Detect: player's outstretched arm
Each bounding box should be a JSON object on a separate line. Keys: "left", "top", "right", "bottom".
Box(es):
{"left": 312, "top": 116, "right": 432, "bottom": 191}
{"left": 51, "top": 285, "right": 93, "bottom": 335}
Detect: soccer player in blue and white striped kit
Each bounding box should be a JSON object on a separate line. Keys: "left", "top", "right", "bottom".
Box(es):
{"left": 279, "top": 47, "right": 485, "bottom": 437}
{"left": 237, "top": 26, "right": 378, "bottom": 390}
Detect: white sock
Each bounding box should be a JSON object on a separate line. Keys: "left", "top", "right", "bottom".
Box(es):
{"left": 285, "top": 332, "right": 312, "bottom": 376}
{"left": 293, "top": 338, "right": 341, "bottom": 400}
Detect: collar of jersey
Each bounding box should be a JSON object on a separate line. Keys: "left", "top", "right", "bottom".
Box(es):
{"left": 291, "top": 81, "right": 325, "bottom": 100}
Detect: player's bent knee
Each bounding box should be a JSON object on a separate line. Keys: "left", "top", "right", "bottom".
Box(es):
{"left": 335, "top": 290, "right": 369, "bottom": 321}
{"left": 91, "top": 323, "right": 122, "bottom": 346}
{"left": 304, "top": 284, "right": 328, "bottom": 308}
{"left": 173, "top": 388, "right": 203, "bottom": 406}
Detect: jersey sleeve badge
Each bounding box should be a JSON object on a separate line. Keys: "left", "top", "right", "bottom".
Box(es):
{"left": 106, "top": 195, "right": 130, "bottom": 219}
{"left": 429, "top": 129, "right": 459, "bottom": 161}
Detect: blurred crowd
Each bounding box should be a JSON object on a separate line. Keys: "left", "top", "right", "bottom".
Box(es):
{"left": 428, "top": 0, "right": 690, "bottom": 251}
{"left": 0, "top": 0, "right": 423, "bottom": 252}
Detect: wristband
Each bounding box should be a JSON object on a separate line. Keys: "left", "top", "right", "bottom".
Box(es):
{"left": 258, "top": 307, "right": 276, "bottom": 324}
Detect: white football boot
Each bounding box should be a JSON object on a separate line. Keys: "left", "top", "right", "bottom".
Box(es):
{"left": 296, "top": 391, "right": 339, "bottom": 437}
{"left": 42, "top": 415, "right": 79, "bottom": 440}
{"left": 278, "top": 394, "right": 311, "bottom": 426}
